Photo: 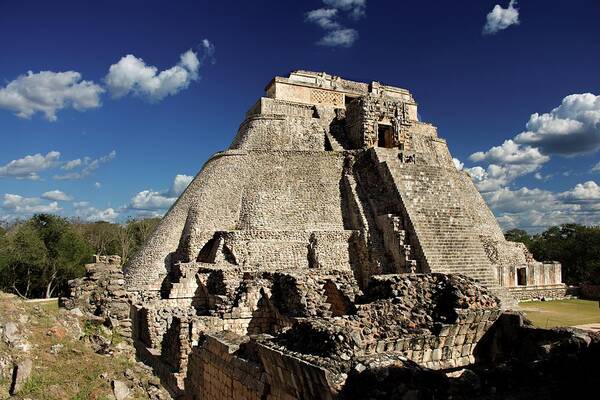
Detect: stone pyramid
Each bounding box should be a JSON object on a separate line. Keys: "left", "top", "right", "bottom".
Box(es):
{"left": 122, "top": 71, "right": 567, "bottom": 398}
{"left": 125, "top": 70, "right": 561, "bottom": 303}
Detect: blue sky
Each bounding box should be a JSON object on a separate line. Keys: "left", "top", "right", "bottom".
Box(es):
{"left": 1, "top": 0, "right": 599, "bottom": 231}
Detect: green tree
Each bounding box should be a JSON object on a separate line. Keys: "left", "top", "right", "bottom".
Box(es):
{"left": 504, "top": 229, "right": 533, "bottom": 248}
{"left": 508, "top": 224, "right": 600, "bottom": 285}
{"left": 0, "top": 214, "right": 92, "bottom": 298}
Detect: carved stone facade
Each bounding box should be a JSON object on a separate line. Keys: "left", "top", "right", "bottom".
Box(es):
{"left": 121, "top": 71, "right": 567, "bottom": 398}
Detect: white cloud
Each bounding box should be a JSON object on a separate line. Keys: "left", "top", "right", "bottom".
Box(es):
{"left": 0, "top": 151, "right": 61, "bottom": 180}
{"left": 0, "top": 71, "right": 103, "bottom": 121}
{"left": 323, "top": 0, "right": 366, "bottom": 19}
{"left": 306, "top": 1, "right": 365, "bottom": 47}
{"left": 62, "top": 159, "right": 82, "bottom": 170}
{"left": 94, "top": 182, "right": 102, "bottom": 188}
{"left": 171, "top": 174, "right": 193, "bottom": 196}
{"left": 465, "top": 161, "right": 545, "bottom": 193}
{"left": 105, "top": 44, "right": 209, "bottom": 101}
{"left": 1, "top": 194, "right": 61, "bottom": 222}
{"left": 200, "top": 39, "right": 216, "bottom": 63}
{"left": 452, "top": 158, "right": 464, "bottom": 170}
{"left": 515, "top": 93, "right": 600, "bottom": 156}
{"left": 318, "top": 29, "right": 359, "bottom": 47}
{"left": 125, "top": 173, "right": 192, "bottom": 213}
{"left": 480, "top": 180, "right": 600, "bottom": 232}
{"left": 41, "top": 190, "right": 72, "bottom": 201}
{"left": 469, "top": 139, "right": 549, "bottom": 165}
{"left": 306, "top": 8, "right": 340, "bottom": 30}
{"left": 54, "top": 150, "right": 116, "bottom": 180}
{"left": 483, "top": 0, "right": 520, "bottom": 35}
{"left": 559, "top": 181, "right": 600, "bottom": 202}
{"left": 533, "top": 172, "right": 552, "bottom": 181}
{"left": 129, "top": 190, "right": 176, "bottom": 210}
{"left": 73, "top": 201, "right": 118, "bottom": 222}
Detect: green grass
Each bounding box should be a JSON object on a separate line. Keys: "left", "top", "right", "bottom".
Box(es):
{"left": 520, "top": 298, "right": 600, "bottom": 328}
{"left": 0, "top": 294, "right": 144, "bottom": 400}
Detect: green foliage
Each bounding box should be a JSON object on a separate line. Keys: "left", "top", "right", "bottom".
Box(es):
{"left": 504, "top": 229, "right": 533, "bottom": 248}
{"left": 0, "top": 214, "right": 159, "bottom": 298}
{"left": 0, "top": 215, "right": 92, "bottom": 298}
{"left": 505, "top": 223, "right": 600, "bottom": 285}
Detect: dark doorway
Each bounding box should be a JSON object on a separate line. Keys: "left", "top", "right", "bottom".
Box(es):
{"left": 378, "top": 124, "right": 394, "bottom": 148}
{"left": 517, "top": 267, "right": 527, "bottom": 286}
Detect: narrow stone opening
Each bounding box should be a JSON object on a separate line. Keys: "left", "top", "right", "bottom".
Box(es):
{"left": 517, "top": 267, "right": 527, "bottom": 286}
{"left": 377, "top": 124, "right": 394, "bottom": 148}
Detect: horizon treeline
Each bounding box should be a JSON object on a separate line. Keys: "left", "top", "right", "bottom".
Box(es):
{"left": 0, "top": 214, "right": 159, "bottom": 299}
{"left": 505, "top": 224, "right": 600, "bottom": 286}
{"left": 0, "top": 214, "right": 598, "bottom": 299}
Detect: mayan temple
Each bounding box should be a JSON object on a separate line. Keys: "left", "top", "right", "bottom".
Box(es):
{"left": 122, "top": 71, "right": 567, "bottom": 399}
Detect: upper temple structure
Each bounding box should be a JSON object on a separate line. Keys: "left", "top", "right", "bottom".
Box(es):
{"left": 122, "top": 71, "right": 568, "bottom": 399}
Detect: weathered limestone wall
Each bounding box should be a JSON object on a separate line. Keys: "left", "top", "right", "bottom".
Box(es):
{"left": 231, "top": 115, "right": 325, "bottom": 151}
{"left": 125, "top": 152, "right": 248, "bottom": 290}
{"left": 185, "top": 332, "right": 266, "bottom": 400}
{"left": 127, "top": 149, "right": 349, "bottom": 290}
{"left": 64, "top": 255, "right": 132, "bottom": 341}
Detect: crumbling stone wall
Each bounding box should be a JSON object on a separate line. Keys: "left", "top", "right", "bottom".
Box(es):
{"left": 63, "top": 255, "right": 132, "bottom": 341}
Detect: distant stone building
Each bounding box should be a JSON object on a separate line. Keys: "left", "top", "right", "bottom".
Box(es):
{"left": 123, "top": 71, "right": 567, "bottom": 398}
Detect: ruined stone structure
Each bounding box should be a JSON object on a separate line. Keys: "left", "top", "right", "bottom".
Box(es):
{"left": 123, "top": 71, "right": 567, "bottom": 398}
{"left": 64, "top": 255, "right": 133, "bottom": 342}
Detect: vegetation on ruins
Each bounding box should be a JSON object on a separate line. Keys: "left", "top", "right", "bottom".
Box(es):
{"left": 505, "top": 224, "right": 600, "bottom": 285}
{"left": 0, "top": 214, "right": 159, "bottom": 298}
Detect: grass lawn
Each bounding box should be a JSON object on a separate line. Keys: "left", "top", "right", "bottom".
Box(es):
{"left": 519, "top": 298, "right": 600, "bottom": 328}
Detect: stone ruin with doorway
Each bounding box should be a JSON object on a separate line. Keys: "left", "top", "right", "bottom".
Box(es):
{"left": 88, "top": 71, "right": 596, "bottom": 399}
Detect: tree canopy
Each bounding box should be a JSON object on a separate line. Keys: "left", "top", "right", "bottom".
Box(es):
{"left": 0, "top": 214, "right": 159, "bottom": 298}
{"left": 505, "top": 224, "right": 600, "bottom": 285}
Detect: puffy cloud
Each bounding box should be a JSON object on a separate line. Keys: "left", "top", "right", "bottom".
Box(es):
{"left": 515, "top": 93, "right": 600, "bottom": 156}
{"left": 54, "top": 150, "right": 116, "bottom": 180}
{"left": 0, "top": 71, "right": 103, "bottom": 121}
{"left": 466, "top": 140, "right": 548, "bottom": 191}
{"left": 483, "top": 0, "right": 519, "bottom": 35}
{"left": 317, "top": 29, "right": 359, "bottom": 47}
{"left": 129, "top": 190, "right": 175, "bottom": 211}
{"left": 73, "top": 201, "right": 118, "bottom": 222}
{"left": 465, "top": 162, "right": 543, "bottom": 192}
{"left": 469, "top": 139, "right": 549, "bottom": 165}
{"left": 171, "top": 174, "right": 194, "bottom": 196}
{"left": 559, "top": 181, "right": 600, "bottom": 202}
{"left": 323, "top": 0, "right": 366, "bottom": 19}
{"left": 41, "top": 190, "right": 72, "bottom": 201}
{"left": 452, "top": 158, "right": 464, "bottom": 170}
{"left": 0, "top": 151, "right": 61, "bottom": 180}
{"left": 126, "top": 173, "right": 193, "bottom": 212}
{"left": 62, "top": 159, "right": 82, "bottom": 170}
{"left": 306, "top": 8, "right": 340, "bottom": 30}
{"left": 480, "top": 181, "right": 600, "bottom": 232}
{"left": 1, "top": 194, "right": 61, "bottom": 222}
{"left": 104, "top": 42, "right": 213, "bottom": 101}
{"left": 483, "top": 187, "right": 584, "bottom": 232}
{"left": 94, "top": 182, "right": 102, "bottom": 189}
{"left": 306, "top": 1, "right": 365, "bottom": 47}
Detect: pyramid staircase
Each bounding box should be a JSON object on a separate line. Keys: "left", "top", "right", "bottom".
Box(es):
{"left": 371, "top": 148, "right": 516, "bottom": 308}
